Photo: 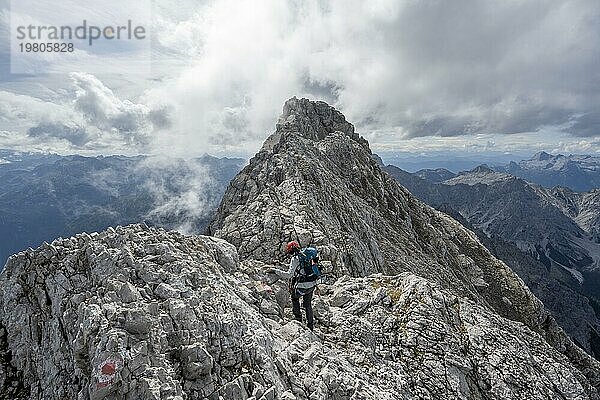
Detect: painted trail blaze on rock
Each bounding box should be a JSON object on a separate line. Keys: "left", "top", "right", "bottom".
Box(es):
{"left": 101, "top": 361, "right": 116, "bottom": 375}
{"left": 95, "top": 358, "right": 119, "bottom": 388}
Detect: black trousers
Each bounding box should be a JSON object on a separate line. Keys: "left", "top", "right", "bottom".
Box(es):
{"left": 291, "top": 288, "right": 314, "bottom": 330}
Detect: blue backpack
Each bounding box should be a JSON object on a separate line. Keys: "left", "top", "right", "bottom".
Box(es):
{"left": 297, "top": 247, "right": 321, "bottom": 281}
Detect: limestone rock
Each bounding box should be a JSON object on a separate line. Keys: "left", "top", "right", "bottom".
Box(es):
{"left": 209, "top": 98, "right": 600, "bottom": 391}
{"left": 2, "top": 224, "right": 599, "bottom": 399}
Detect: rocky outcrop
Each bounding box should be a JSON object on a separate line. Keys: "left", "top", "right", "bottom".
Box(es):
{"left": 1, "top": 225, "right": 245, "bottom": 400}
{"left": 1, "top": 224, "right": 599, "bottom": 399}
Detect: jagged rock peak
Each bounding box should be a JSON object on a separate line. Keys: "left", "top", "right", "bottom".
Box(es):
{"left": 276, "top": 97, "right": 362, "bottom": 143}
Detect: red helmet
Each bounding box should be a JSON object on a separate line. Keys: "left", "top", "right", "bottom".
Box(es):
{"left": 285, "top": 241, "right": 300, "bottom": 254}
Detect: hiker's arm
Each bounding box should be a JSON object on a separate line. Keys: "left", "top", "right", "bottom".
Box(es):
{"left": 272, "top": 257, "right": 297, "bottom": 279}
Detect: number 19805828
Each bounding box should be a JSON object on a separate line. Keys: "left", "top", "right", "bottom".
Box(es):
{"left": 19, "top": 42, "right": 74, "bottom": 52}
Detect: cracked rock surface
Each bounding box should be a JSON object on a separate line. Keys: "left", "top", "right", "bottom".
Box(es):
{"left": 209, "top": 98, "right": 600, "bottom": 392}
{"left": 1, "top": 224, "right": 599, "bottom": 399}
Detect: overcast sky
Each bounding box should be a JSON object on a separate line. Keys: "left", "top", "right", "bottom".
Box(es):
{"left": 0, "top": 0, "right": 599, "bottom": 158}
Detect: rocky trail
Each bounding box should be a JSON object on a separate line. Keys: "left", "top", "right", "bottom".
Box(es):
{"left": 2, "top": 224, "right": 598, "bottom": 399}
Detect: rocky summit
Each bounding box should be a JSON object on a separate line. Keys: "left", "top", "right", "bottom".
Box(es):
{"left": 1, "top": 98, "right": 600, "bottom": 399}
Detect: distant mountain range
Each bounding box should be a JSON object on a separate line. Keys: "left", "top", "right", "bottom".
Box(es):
{"left": 495, "top": 151, "right": 600, "bottom": 192}
{"left": 411, "top": 151, "right": 600, "bottom": 192}
{"left": 384, "top": 161, "right": 600, "bottom": 357}
{"left": 0, "top": 150, "right": 245, "bottom": 266}
{"left": 386, "top": 164, "right": 600, "bottom": 276}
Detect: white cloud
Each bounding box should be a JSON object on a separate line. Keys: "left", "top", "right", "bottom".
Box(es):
{"left": 137, "top": 0, "right": 600, "bottom": 157}
{"left": 1, "top": 0, "right": 599, "bottom": 156}
{"left": 71, "top": 72, "right": 170, "bottom": 146}
{"left": 135, "top": 156, "right": 220, "bottom": 234}
{"left": 0, "top": 72, "right": 169, "bottom": 153}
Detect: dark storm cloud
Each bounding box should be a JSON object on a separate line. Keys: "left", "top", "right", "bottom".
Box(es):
{"left": 568, "top": 112, "right": 600, "bottom": 137}
{"left": 332, "top": 0, "right": 600, "bottom": 139}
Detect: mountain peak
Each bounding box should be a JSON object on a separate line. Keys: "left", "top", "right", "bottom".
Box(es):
{"left": 471, "top": 164, "right": 494, "bottom": 173}
{"left": 532, "top": 151, "right": 552, "bottom": 161}
{"left": 444, "top": 164, "right": 516, "bottom": 186}
{"left": 414, "top": 168, "right": 457, "bottom": 183}
{"left": 209, "top": 99, "right": 600, "bottom": 394}
{"left": 276, "top": 97, "right": 360, "bottom": 142}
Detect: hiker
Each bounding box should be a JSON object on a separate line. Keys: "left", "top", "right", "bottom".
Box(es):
{"left": 268, "top": 241, "right": 321, "bottom": 330}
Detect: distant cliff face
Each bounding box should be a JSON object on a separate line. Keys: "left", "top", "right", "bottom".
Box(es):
{"left": 546, "top": 187, "right": 600, "bottom": 244}
{"left": 1, "top": 99, "right": 600, "bottom": 400}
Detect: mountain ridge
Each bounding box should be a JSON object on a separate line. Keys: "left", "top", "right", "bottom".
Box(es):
{"left": 210, "top": 98, "right": 600, "bottom": 391}
{"left": 495, "top": 152, "right": 600, "bottom": 192}
{"left": 385, "top": 163, "right": 600, "bottom": 358}
{"left": 1, "top": 98, "right": 599, "bottom": 399}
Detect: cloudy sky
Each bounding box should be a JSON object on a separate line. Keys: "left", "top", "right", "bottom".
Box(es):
{"left": 0, "top": 0, "right": 599, "bottom": 161}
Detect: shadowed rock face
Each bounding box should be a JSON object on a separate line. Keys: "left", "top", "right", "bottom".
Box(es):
{"left": 2, "top": 98, "right": 600, "bottom": 399}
